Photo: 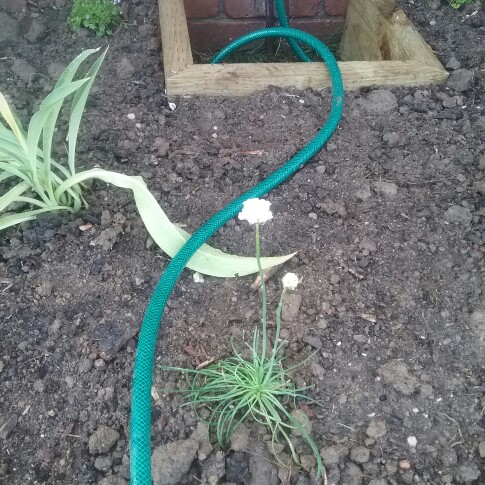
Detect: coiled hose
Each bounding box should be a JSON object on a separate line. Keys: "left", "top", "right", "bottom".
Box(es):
{"left": 130, "top": 7, "right": 344, "bottom": 485}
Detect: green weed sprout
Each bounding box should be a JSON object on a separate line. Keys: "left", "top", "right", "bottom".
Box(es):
{"left": 449, "top": 0, "right": 473, "bottom": 8}
{"left": 159, "top": 198, "right": 325, "bottom": 479}
{"left": 0, "top": 50, "right": 295, "bottom": 277}
{"left": 68, "top": 0, "right": 121, "bottom": 36}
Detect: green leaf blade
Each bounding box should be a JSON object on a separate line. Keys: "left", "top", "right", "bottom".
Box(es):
{"left": 55, "top": 168, "right": 296, "bottom": 277}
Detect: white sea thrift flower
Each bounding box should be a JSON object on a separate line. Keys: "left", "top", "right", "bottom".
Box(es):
{"left": 238, "top": 198, "right": 273, "bottom": 225}
{"left": 282, "top": 273, "right": 299, "bottom": 290}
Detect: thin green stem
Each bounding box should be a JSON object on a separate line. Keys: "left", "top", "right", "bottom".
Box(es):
{"left": 255, "top": 222, "right": 267, "bottom": 361}
{"left": 273, "top": 288, "right": 286, "bottom": 358}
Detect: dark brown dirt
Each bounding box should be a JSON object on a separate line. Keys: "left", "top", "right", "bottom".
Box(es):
{"left": 1, "top": 0, "right": 485, "bottom": 484}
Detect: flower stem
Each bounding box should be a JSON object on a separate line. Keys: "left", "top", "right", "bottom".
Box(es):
{"left": 255, "top": 223, "right": 267, "bottom": 360}
{"left": 273, "top": 288, "right": 286, "bottom": 357}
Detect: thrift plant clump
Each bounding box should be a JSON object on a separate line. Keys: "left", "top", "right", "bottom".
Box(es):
{"left": 159, "top": 198, "right": 326, "bottom": 478}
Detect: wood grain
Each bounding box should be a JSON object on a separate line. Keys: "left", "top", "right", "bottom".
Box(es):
{"left": 166, "top": 61, "right": 448, "bottom": 96}
{"left": 159, "top": 0, "right": 193, "bottom": 76}
{"left": 158, "top": 0, "right": 448, "bottom": 96}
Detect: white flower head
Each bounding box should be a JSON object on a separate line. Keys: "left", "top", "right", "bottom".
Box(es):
{"left": 282, "top": 273, "right": 299, "bottom": 290}
{"left": 238, "top": 198, "right": 273, "bottom": 225}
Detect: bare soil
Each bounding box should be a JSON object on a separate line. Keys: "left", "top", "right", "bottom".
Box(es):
{"left": 1, "top": 0, "right": 485, "bottom": 484}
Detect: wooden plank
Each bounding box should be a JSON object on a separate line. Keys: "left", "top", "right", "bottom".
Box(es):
{"left": 158, "top": 0, "right": 448, "bottom": 96}
{"left": 380, "top": 9, "right": 445, "bottom": 71}
{"left": 341, "top": 0, "right": 397, "bottom": 61}
{"left": 340, "top": 0, "right": 446, "bottom": 73}
{"left": 159, "top": 0, "right": 193, "bottom": 75}
{"left": 166, "top": 61, "right": 449, "bottom": 96}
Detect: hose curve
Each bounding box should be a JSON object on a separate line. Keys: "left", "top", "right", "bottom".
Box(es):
{"left": 130, "top": 26, "right": 344, "bottom": 485}
{"left": 274, "top": 0, "right": 312, "bottom": 62}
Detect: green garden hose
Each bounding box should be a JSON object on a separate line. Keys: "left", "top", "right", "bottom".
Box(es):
{"left": 129, "top": 14, "right": 344, "bottom": 485}
{"left": 274, "top": 0, "right": 312, "bottom": 62}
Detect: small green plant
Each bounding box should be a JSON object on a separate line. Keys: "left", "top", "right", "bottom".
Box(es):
{"left": 68, "top": 0, "right": 121, "bottom": 36}
{"left": 0, "top": 50, "right": 295, "bottom": 277}
{"left": 159, "top": 201, "right": 325, "bottom": 479}
{"left": 449, "top": 0, "right": 473, "bottom": 9}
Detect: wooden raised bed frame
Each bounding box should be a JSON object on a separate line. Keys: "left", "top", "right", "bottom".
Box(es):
{"left": 159, "top": 0, "right": 448, "bottom": 96}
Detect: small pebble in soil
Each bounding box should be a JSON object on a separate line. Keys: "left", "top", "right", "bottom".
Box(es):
{"left": 407, "top": 436, "right": 417, "bottom": 448}
{"left": 399, "top": 459, "right": 412, "bottom": 471}
{"left": 479, "top": 441, "right": 485, "bottom": 458}
{"left": 193, "top": 272, "right": 204, "bottom": 283}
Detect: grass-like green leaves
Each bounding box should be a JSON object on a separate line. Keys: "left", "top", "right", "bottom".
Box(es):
{"left": 0, "top": 49, "right": 295, "bottom": 277}
{"left": 159, "top": 224, "right": 324, "bottom": 478}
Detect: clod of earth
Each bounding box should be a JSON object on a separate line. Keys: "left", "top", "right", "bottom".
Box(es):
{"left": 446, "top": 68, "right": 475, "bottom": 92}
{"left": 378, "top": 360, "right": 418, "bottom": 395}
{"left": 319, "top": 444, "right": 350, "bottom": 467}
{"left": 281, "top": 292, "right": 302, "bottom": 321}
{"left": 366, "top": 419, "right": 387, "bottom": 440}
{"left": 444, "top": 204, "right": 472, "bottom": 225}
{"left": 151, "top": 438, "right": 200, "bottom": 485}
{"left": 88, "top": 426, "right": 120, "bottom": 455}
